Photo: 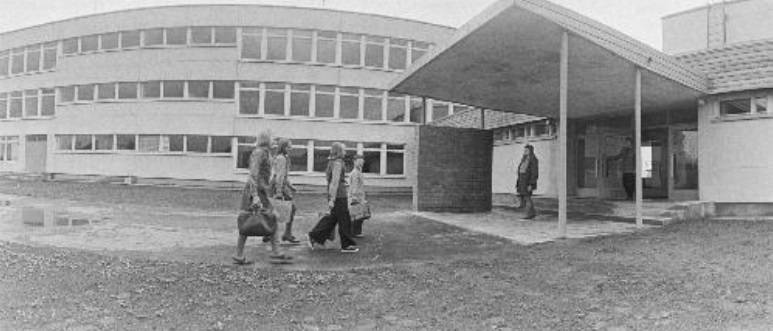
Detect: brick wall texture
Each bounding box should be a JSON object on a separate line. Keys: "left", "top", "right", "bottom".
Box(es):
{"left": 415, "top": 126, "right": 492, "bottom": 213}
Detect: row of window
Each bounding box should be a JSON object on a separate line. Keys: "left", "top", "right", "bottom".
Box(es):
{"left": 41, "top": 80, "right": 470, "bottom": 123}
{"left": 52, "top": 134, "right": 406, "bottom": 175}
{"left": 57, "top": 81, "right": 236, "bottom": 103}
{"left": 719, "top": 96, "right": 770, "bottom": 116}
{"left": 0, "top": 26, "right": 433, "bottom": 79}
{"left": 0, "top": 43, "right": 58, "bottom": 77}
{"left": 0, "top": 89, "right": 56, "bottom": 120}
{"left": 493, "top": 120, "right": 556, "bottom": 143}
{"left": 0, "top": 136, "right": 19, "bottom": 162}
{"left": 236, "top": 137, "right": 405, "bottom": 175}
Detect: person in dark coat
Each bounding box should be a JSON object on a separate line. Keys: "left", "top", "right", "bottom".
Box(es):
{"left": 516, "top": 144, "right": 539, "bottom": 219}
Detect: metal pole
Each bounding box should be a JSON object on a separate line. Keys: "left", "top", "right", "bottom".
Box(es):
{"left": 635, "top": 68, "right": 643, "bottom": 227}
{"left": 558, "top": 31, "right": 568, "bottom": 237}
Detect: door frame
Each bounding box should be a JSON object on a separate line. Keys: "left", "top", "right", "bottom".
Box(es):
{"left": 668, "top": 124, "right": 699, "bottom": 201}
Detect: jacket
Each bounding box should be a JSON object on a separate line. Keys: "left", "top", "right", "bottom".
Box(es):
{"left": 516, "top": 155, "right": 539, "bottom": 196}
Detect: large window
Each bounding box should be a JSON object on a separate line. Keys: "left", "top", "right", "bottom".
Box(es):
{"left": 312, "top": 140, "right": 334, "bottom": 172}
{"left": 386, "top": 144, "right": 405, "bottom": 175}
{"left": 213, "top": 81, "right": 235, "bottom": 99}
{"left": 95, "top": 135, "right": 114, "bottom": 151}
{"left": 80, "top": 35, "right": 99, "bottom": 52}
{"left": 363, "top": 89, "right": 383, "bottom": 121}
{"left": 163, "top": 81, "right": 185, "bottom": 98}
{"left": 118, "top": 82, "right": 139, "bottom": 99}
{"left": 0, "top": 93, "right": 7, "bottom": 119}
{"left": 387, "top": 93, "right": 406, "bottom": 122}
{"left": 239, "top": 81, "right": 260, "bottom": 115}
{"left": 144, "top": 28, "right": 164, "bottom": 46}
{"left": 266, "top": 29, "right": 287, "bottom": 61}
{"left": 9, "top": 92, "right": 22, "bottom": 118}
{"left": 63, "top": 38, "right": 79, "bottom": 55}
{"left": 411, "top": 41, "right": 429, "bottom": 65}
{"left": 288, "top": 139, "right": 310, "bottom": 172}
{"left": 0, "top": 51, "right": 9, "bottom": 76}
{"left": 188, "top": 81, "right": 210, "bottom": 99}
{"left": 100, "top": 33, "right": 119, "bottom": 50}
{"left": 143, "top": 81, "right": 162, "bottom": 99}
{"left": 77, "top": 84, "right": 95, "bottom": 101}
{"left": 264, "top": 83, "right": 286, "bottom": 115}
{"left": 362, "top": 143, "right": 381, "bottom": 174}
{"left": 24, "top": 90, "right": 39, "bottom": 117}
{"left": 214, "top": 27, "right": 237, "bottom": 44}
{"left": 409, "top": 97, "right": 424, "bottom": 123}
{"left": 98, "top": 83, "right": 117, "bottom": 100}
{"left": 59, "top": 86, "right": 75, "bottom": 103}
{"left": 11, "top": 48, "right": 24, "bottom": 75}
{"left": 388, "top": 38, "right": 408, "bottom": 70}
{"left": 0, "top": 136, "right": 20, "bottom": 162}
{"left": 432, "top": 101, "right": 450, "bottom": 121}
{"left": 720, "top": 99, "right": 751, "bottom": 116}
{"left": 314, "top": 85, "right": 335, "bottom": 118}
{"left": 236, "top": 136, "right": 257, "bottom": 169}
{"left": 364, "top": 36, "right": 385, "bottom": 68}
{"left": 42, "top": 42, "right": 57, "bottom": 70}
{"left": 241, "top": 27, "right": 263, "bottom": 59}
{"left": 291, "top": 30, "right": 312, "bottom": 63}
{"left": 25, "top": 44, "right": 41, "bottom": 72}
{"left": 316, "top": 31, "right": 337, "bottom": 64}
{"left": 341, "top": 33, "right": 361, "bottom": 66}
{"left": 165, "top": 27, "right": 188, "bottom": 45}
{"left": 290, "top": 84, "right": 311, "bottom": 116}
{"left": 121, "top": 31, "right": 141, "bottom": 49}
{"left": 339, "top": 87, "right": 359, "bottom": 120}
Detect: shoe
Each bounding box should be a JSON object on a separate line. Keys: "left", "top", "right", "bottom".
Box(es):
{"left": 523, "top": 213, "right": 536, "bottom": 220}
{"left": 282, "top": 236, "right": 301, "bottom": 245}
{"left": 269, "top": 253, "right": 294, "bottom": 260}
{"left": 232, "top": 256, "right": 252, "bottom": 265}
{"left": 341, "top": 246, "right": 359, "bottom": 253}
{"left": 354, "top": 234, "right": 365, "bottom": 239}
{"left": 307, "top": 234, "right": 323, "bottom": 250}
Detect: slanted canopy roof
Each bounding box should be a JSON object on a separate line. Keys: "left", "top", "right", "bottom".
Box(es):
{"left": 389, "top": 0, "right": 708, "bottom": 118}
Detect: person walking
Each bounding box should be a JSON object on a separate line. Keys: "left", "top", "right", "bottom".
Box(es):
{"left": 268, "top": 138, "right": 300, "bottom": 244}
{"left": 233, "top": 131, "right": 292, "bottom": 265}
{"left": 608, "top": 137, "right": 636, "bottom": 200}
{"left": 307, "top": 142, "right": 359, "bottom": 252}
{"left": 349, "top": 154, "right": 367, "bottom": 238}
{"left": 516, "top": 144, "right": 539, "bottom": 219}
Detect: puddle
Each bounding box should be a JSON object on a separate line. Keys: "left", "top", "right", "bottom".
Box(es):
{"left": 20, "top": 207, "right": 100, "bottom": 228}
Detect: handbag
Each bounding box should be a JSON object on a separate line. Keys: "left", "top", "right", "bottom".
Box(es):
{"left": 269, "top": 197, "right": 294, "bottom": 224}
{"left": 349, "top": 201, "right": 371, "bottom": 221}
{"left": 237, "top": 206, "right": 278, "bottom": 237}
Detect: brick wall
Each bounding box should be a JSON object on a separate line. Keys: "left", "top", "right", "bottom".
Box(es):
{"left": 415, "top": 126, "right": 492, "bottom": 212}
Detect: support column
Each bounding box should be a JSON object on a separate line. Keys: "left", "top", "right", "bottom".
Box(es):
{"left": 558, "top": 31, "right": 568, "bottom": 237}
{"left": 480, "top": 108, "right": 485, "bottom": 129}
{"left": 635, "top": 68, "right": 643, "bottom": 227}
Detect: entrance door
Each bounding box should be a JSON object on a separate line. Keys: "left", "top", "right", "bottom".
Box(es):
{"left": 642, "top": 129, "right": 668, "bottom": 199}
{"left": 575, "top": 124, "right": 629, "bottom": 199}
{"left": 669, "top": 126, "right": 699, "bottom": 200}
{"left": 25, "top": 135, "right": 47, "bottom": 173}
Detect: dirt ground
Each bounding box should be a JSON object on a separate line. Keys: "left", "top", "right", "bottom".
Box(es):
{"left": 1, "top": 181, "right": 772, "bottom": 330}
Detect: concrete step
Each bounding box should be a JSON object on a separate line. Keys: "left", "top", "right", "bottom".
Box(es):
{"left": 710, "top": 216, "right": 773, "bottom": 221}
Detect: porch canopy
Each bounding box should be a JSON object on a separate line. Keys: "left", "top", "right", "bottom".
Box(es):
{"left": 389, "top": 0, "right": 708, "bottom": 235}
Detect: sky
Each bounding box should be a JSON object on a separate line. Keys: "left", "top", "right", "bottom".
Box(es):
{"left": 0, "top": 0, "right": 709, "bottom": 50}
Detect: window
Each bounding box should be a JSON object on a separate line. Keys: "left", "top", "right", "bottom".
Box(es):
{"left": 0, "top": 51, "right": 9, "bottom": 76}
{"left": 411, "top": 41, "right": 429, "bottom": 64}
{"left": 754, "top": 97, "right": 767, "bottom": 113}
{"left": 388, "top": 38, "right": 408, "bottom": 70}
{"left": 42, "top": 42, "right": 57, "bottom": 70}
{"left": 74, "top": 135, "right": 93, "bottom": 151}
{"left": 213, "top": 81, "right": 234, "bottom": 99}
{"left": 386, "top": 144, "right": 405, "bottom": 175}
{"left": 362, "top": 143, "right": 381, "bottom": 174}
{"left": 288, "top": 30, "right": 312, "bottom": 63}
{"left": 81, "top": 35, "right": 99, "bottom": 52}
{"left": 313, "top": 140, "right": 334, "bottom": 172}
{"left": 118, "top": 82, "right": 138, "bottom": 99}
{"left": 77, "top": 85, "right": 95, "bottom": 101}
{"left": 144, "top": 28, "right": 164, "bottom": 46}
{"left": 241, "top": 27, "right": 262, "bottom": 59}
{"left": 98, "top": 83, "right": 116, "bottom": 100}
{"left": 121, "top": 31, "right": 141, "bottom": 48}
{"left": 214, "top": 27, "right": 236, "bottom": 44}
{"left": 94, "top": 135, "right": 114, "bottom": 151}
{"left": 164, "top": 135, "right": 184, "bottom": 152}
{"left": 186, "top": 135, "right": 208, "bottom": 153}
{"left": 0, "top": 93, "right": 7, "bottom": 119}
{"left": 59, "top": 86, "right": 75, "bottom": 103}
{"left": 316, "top": 31, "right": 337, "bottom": 64}
{"left": 339, "top": 87, "right": 359, "bottom": 119}
{"left": 1, "top": 136, "right": 20, "bottom": 161}
{"left": 63, "top": 38, "right": 79, "bottom": 55}
{"left": 24, "top": 90, "right": 39, "bottom": 117}
{"left": 236, "top": 136, "right": 257, "bottom": 169}
{"left": 101, "top": 32, "right": 119, "bottom": 50}
{"left": 239, "top": 81, "right": 260, "bottom": 115}
{"left": 363, "top": 89, "right": 383, "bottom": 121}
{"left": 56, "top": 135, "right": 74, "bottom": 151}
{"left": 432, "top": 101, "right": 449, "bottom": 121}
{"left": 341, "top": 33, "right": 361, "bottom": 66}
{"left": 315, "top": 85, "right": 335, "bottom": 118}
{"left": 266, "top": 28, "right": 287, "bottom": 61}
{"left": 40, "top": 89, "right": 55, "bottom": 116}
{"left": 188, "top": 81, "right": 210, "bottom": 99}
{"left": 138, "top": 135, "right": 160, "bottom": 152}
{"left": 26, "top": 44, "right": 41, "bottom": 72}
{"left": 166, "top": 27, "right": 187, "bottom": 45}
{"left": 9, "top": 92, "right": 22, "bottom": 118}
{"left": 264, "top": 83, "right": 286, "bottom": 115}
{"left": 534, "top": 121, "right": 551, "bottom": 137}
{"left": 163, "top": 81, "right": 185, "bottom": 98}
{"left": 191, "top": 27, "right": 213, "bottom": 44}
{"left": 116, "top": 135, "right": 136, "bottom": 151}
{"left": 288, "top": 139, "right": 309, "bottom": 172}
{"left": 364, "top": 36, "right": 385, "bottom": 68}
{"left": 514, "top": 125, "right": 526, "bottom": 139}
{"left": 290, "top": 84, "right": 311, "bottom": 116}
{"left": 719, "top": 99, "right": 751, "bottom": 116}
{"left": 11, "top": 48, "right": 24, "bottom": 75}
{"left": 211, "top": 136, "right": 232, "bottom": 154}
{"left": 143, "top": 81, "right": 161, "bottom": 99}
{"left": 387, "top": 93, "right": 406, "bottom": 122}
{"left": 453, "top": 105, "right": 468, "bottom": 115}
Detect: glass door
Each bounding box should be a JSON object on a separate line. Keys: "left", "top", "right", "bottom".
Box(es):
{"left": 642, "top": 129, "right": 669, "bottom": 199}
{"left": 669, "top": 126, "right": 699, "bottom": 200}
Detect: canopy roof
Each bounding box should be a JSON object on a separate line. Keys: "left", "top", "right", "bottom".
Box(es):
{"left": 390, "top": 0, "right": 708, "bottom": 119}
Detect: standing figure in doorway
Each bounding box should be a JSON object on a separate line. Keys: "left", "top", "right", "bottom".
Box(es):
{"left": 516, "top": 144, "right": 539, "bottom": 219}
{"left": 608, "top": 137, "right": 636, "bottom": 200}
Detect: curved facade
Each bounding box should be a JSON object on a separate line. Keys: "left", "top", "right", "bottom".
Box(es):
{"left": 0, "top": 5, "right": 464, "bottom": 188}
{"left": 664, "top": 0, "right": 773, "bottom": 203}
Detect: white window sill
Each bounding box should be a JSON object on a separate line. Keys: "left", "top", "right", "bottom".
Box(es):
{"left": 235, "top": 114, "right": 420, "bottom": 126}
{"left": 713, "top": 113, "right": 773, "bottom": 123}
{"left": 58, "top": 98, "right": 235, "bottom": 106}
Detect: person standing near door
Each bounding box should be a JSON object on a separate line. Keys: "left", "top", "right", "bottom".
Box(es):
{"left": 608, "top": 137, "right": 635, "bottom": 200}
{"left": 516, "top": 144, "right": 539, "bottom": 219}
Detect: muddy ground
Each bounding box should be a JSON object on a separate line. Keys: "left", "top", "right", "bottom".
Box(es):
{"left": 0, "top": 181, "right": 772, "bottom": 330}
